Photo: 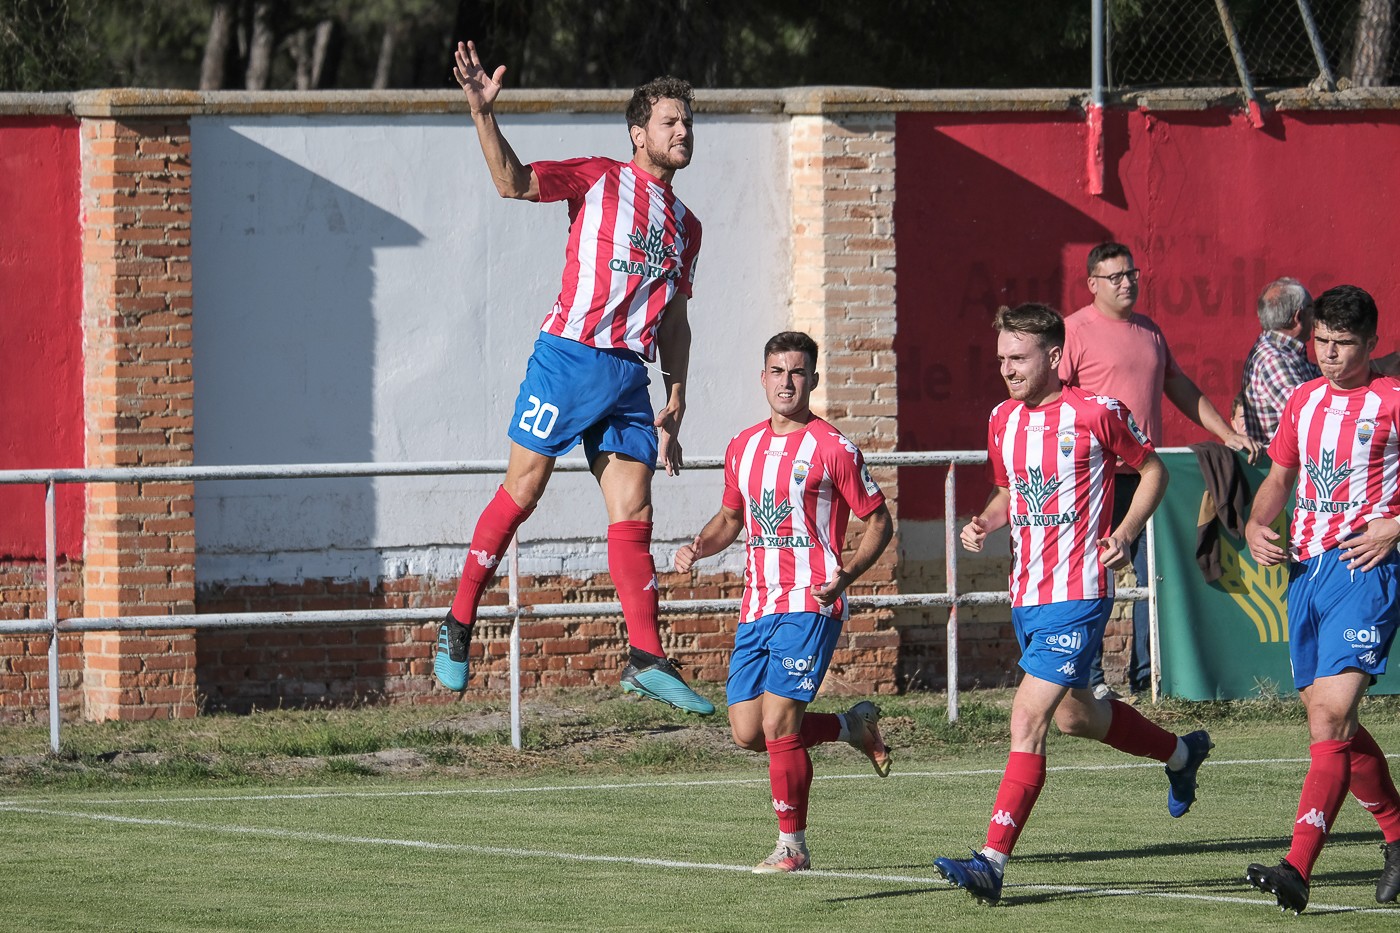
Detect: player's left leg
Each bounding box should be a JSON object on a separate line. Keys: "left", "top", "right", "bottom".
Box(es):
{"left": 753, "top": 692, "right": 813, "bottom": 874}
{"left": 1349, "top": 724, "right": 1400, "bottom": 902}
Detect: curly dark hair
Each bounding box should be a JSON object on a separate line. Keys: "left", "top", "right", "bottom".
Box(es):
{"left": 626, "top": 76, "right": 693, "bottom": 134}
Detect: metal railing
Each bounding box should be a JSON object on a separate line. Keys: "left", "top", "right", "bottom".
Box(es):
{"left": 0, "top": 451, "right": 1159, "bottom": 752}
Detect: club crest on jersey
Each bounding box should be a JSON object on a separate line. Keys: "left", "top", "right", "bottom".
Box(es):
{"left": 610, "top": 225, "right": 680, "bottom": 281}
{"left": 792, "top": 460, "right": 810, "bottom": 485}
{"left": 1357, "top": 419, "right": 1376, "bottom": 445}
{"left": 1057, "top": 430, "right": 1077, "bottom": 455}
{"left": 749, "top": 490, "right": 813, "bottom": 548}
{"left": 1304, "top": 449, "right": 1354, "bottom": 499}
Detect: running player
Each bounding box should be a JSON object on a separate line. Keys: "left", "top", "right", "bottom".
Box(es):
{"left": 674, "top": 331, "right": 893, "bottom": 873}
{"left": 433, "top": 40, "right": 713, "bottom": 715}
{"left": 1244, "top": 284, "right": 1400, "bottom": 913}
{"left": 933, "top": 303, "right": 1212, "bottom": 905}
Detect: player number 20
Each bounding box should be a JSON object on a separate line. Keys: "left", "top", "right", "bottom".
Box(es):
{"left": 518, "top": 395, "right": 559, "bottom": 439}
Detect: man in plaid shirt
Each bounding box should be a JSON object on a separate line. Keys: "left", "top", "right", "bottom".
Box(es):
{"left": 1240, "top": 277, "right": 1320, "bottom": 446}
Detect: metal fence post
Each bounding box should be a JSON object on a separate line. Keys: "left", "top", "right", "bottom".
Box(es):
{"left": 509, "top": 534, "right": 522, "bottom": 750}
{"left": 1147, "top": 516, "right": 1162, "bottom": 704}
{"left": 1295, "top": 0, "right": 1337, "bottom": 91}
{"left": 945, "top": 465, "right": 960, "bottom": 722}
{"left": 45, "top": 480, "right": 60, "bottom": 754}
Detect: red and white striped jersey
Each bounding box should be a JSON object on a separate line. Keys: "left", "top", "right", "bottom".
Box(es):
{"left": 532, "top": 157, "right": 702, "bottom": 362}
{"left": 1268, "top": 374, "right": 1400, "bottom": 561}
{"left": 722, "top": 417, "right": 886, "bottom": 623}
{"left": 988, "top": 385, "right": 1154, "bottom": 607}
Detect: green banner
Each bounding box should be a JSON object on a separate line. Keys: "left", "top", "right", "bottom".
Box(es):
{"left": 1154, "top": 450, "right": 1399, "bottom": 700}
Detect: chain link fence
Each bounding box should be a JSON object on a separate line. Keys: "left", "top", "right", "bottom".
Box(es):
{"left": 1109, "top": 0, "right": 1397, "bottom": 90}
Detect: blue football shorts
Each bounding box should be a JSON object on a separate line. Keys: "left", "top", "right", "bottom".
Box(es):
{"left": 726, "top": 611, "right": 844, "bottom": 706}
{"left": 508, "top": 332, "right": 658, "bottom": 469}
{"left": 1012, "top": 597, "right": 1114, "bottom": 689}
{"left": 1287, "top": 549, "right": 1399, "bottom": 690}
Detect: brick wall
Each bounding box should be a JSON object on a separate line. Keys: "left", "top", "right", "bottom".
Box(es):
{"left": 79, "top": 111, "right": 197, "bottom": 720}
{"left": 0, "top": 561, "right": 84, "bottom": 722}
{"left": 189, "top": 566, "right": 914, "bottom": 710}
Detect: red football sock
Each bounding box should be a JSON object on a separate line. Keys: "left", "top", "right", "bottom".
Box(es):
{"left": 1286, "top": 738, "right": 1352, "bottom": 881}
{"left": 1100, "top": 699, "right": 1177, "bottom": 762}
{"left": 985, "top": 751, "right": 1046, "bottom": 856}
{"left": 799, "top": 712, "right": 841, "bottom": 748}
{"left": 608, "top": 520, "right": 663, "bottom": 657}
{"left": 1349, "top": 725, "right": 1400, "bottom": 843}
{"left": 449, "top": 485, "right": 533, "bottom": 623}
{"left": 767, "top": 732, "right": 812, "bottom": 834}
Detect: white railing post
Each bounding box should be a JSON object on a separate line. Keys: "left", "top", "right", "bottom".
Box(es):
{"left": 1147, "top": 516, "right": 1161, "bottom": 704}
{"left": 944, "top": 465, "right": 960, "bottom": 722}
{"left": 45, "top": 480, "right": 60, "bottom": 754}
{"left": 508, "top": 534, "right": 521, "bottom": 750}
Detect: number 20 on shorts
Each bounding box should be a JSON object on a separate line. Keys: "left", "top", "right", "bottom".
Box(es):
{"left": 518, "top": 395, "right": 559, "bottom": 439}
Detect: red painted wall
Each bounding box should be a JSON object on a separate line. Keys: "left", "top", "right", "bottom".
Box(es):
{"left": 0, "top": 118, "right": 84, "bottom": 558}
{"left": 895, "top": 108, "right": 1400, "bottom": 519}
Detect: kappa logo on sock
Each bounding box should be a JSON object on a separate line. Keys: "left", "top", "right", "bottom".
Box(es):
{"left": 471, "top": 549, "right": 499, "bottom": 569}
{"left": 643, "top": 576, "right": 658, "bottom": 592}
{"left": 772, "top": 798, "right": 797, "bottom": 813}
{"left": 1357, "top": 797, "right": 1382, "bottom": 810}
{"left": 1296, "top": 808, "right": 1329, "bottom": 831}
{"left": 991, "top": 809, "right": 1018, "bottom": 828}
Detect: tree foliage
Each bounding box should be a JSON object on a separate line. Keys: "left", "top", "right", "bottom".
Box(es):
{"left": 0, "top": 0, "right": 1391, "bottom": 93}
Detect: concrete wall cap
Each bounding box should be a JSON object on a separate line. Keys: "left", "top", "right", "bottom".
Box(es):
{"left": 2, "top": 85, "right": 1400, "bottom": 119}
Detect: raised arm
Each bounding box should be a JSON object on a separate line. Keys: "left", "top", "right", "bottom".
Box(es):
{"left": 452, "top": 40, "right": 539, "bottom": 201}
{"left": 653, "top": 293, "right": 691, "bottom": 476}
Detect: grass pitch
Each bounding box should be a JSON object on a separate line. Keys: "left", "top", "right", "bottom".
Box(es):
{"left": 1, "top": 691, "right": 1398, "bottom": 931}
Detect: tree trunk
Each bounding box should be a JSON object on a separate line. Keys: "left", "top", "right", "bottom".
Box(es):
{"left": 372, "top": 24, "right": 399, "bottom": 90}
{"left": 199, "top": 1, "right": 236, "bottom": 90}
{"left": 1351, "top": 0, "right": 1395, "bottom": 87}
{"left": 289, "top": 27, "right": 310, "bottom": 90}
{"left": 310, "top": 18, "right": 340, "bottom": 88}
{"left": 244, "top": 0, "right": 277, "bottom": 90}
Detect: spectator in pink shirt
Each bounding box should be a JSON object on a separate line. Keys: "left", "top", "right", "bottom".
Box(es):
{"left": 1059, "top": 242, "right": 1262, "bottom": 697}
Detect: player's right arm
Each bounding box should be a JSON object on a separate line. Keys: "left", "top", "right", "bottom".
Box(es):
{"left": 961, "top": 487, "right": 1010, "bottom": 552}
{"left": 674, "top": 505, "right": 744, "bottom": 572}
{"left": 452, "top": 40, "right": 539, "bottom": 201}
{"left": 1245, "top": 462, "right": 1297, "bottom": 566}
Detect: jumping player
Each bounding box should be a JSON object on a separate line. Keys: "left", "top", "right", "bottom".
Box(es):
{"left": 434, "top": 40, "right": 713, "bottom": 715}
{"left": 1244, "top": 284, "right": 1400, "bottom": 913}
{"left": 674, "top": 331, "right": 893, "bottom": 873}
{"left": 933, "top": 303, "right": 1212, "bottom": 905}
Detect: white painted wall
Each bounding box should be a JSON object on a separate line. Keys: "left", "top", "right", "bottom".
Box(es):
{"left": 192, "top": 112, "right": 790, "bottom": 585}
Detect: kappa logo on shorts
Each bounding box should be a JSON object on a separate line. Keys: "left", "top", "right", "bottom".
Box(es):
{"left": 1360, "top": 650, "right": 1380, "bottom": 667}
{"left": 796, "top": 677, "right": 816, "bottom": 692}
{"left": 1056, "top": 660, "right": 1077, "bottom": 678}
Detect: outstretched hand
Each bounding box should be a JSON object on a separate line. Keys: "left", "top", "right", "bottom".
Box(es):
{"left": 1246, "top": 520, "right": 1287, "bottom": 566}
{"left": 674, "top": 534, "right": 703, "bottom": 573}
{"left": 1338, "top": 518, "right": 1400, "bottom": 572}
{"left": 960, "top": 515, "right": 989, "bottom": 553}
{"left": 1096, "top": 533, "right": 1132, "bottom": 570}
{"left": 453, "top": 40, "right": 506, "bottom": 114}
{"left": 655, "top": 403, "right": 684, "bottom": 476}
